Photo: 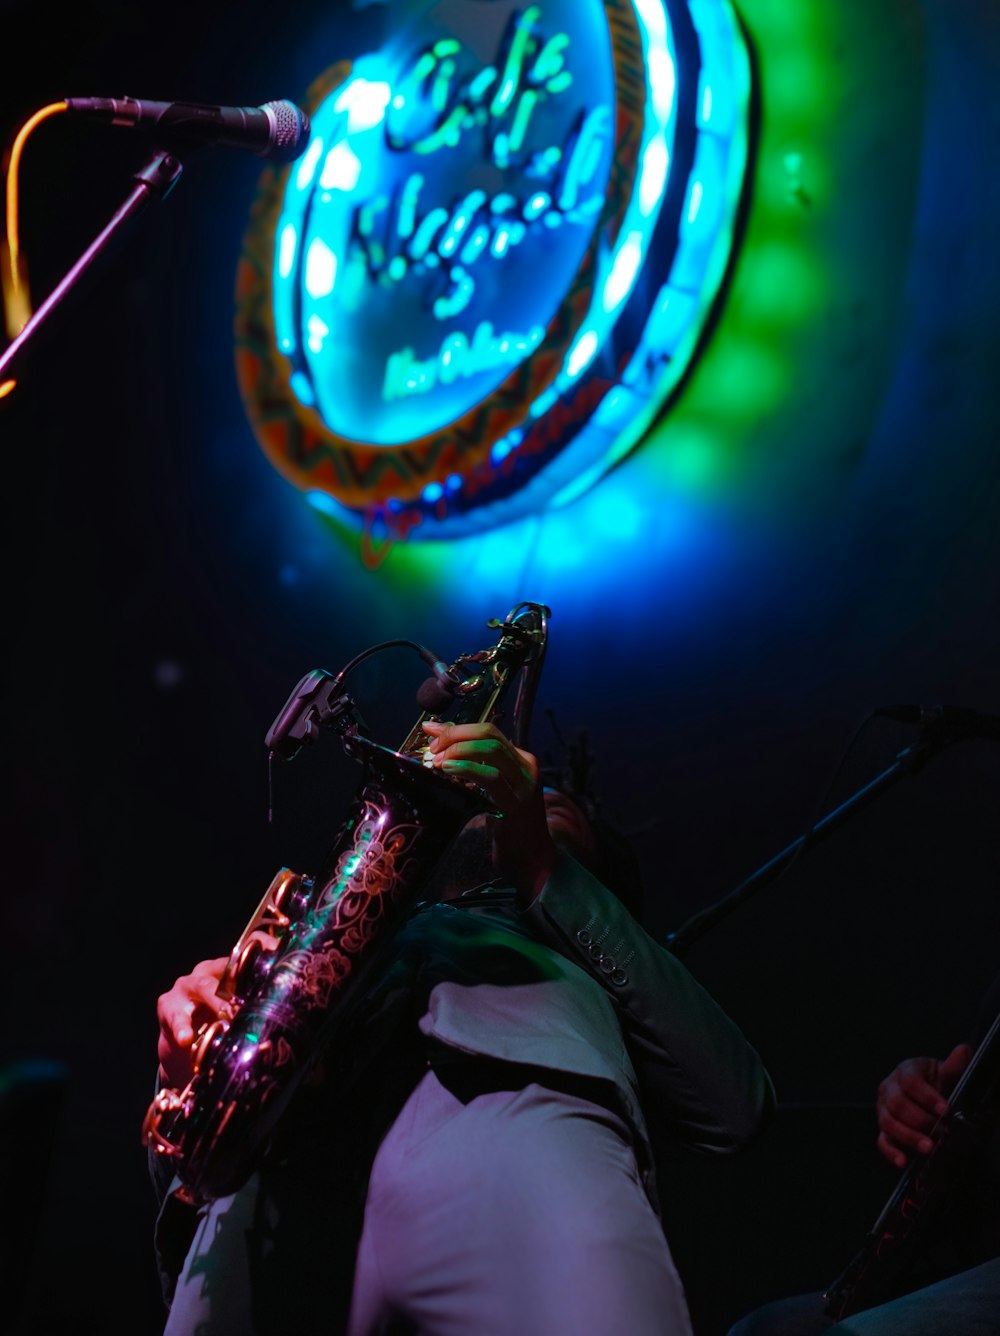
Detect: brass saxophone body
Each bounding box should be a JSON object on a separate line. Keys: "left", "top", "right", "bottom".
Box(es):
{"left": 143, "top": 602, "right": 549, "bottom": 1204}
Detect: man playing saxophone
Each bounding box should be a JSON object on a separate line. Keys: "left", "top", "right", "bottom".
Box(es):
{"left": 152, "top": 717, "right": 774, "bottom": 1335}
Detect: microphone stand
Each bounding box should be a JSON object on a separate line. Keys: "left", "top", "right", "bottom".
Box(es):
{"left": 0, "top": 147, "right": 183, "bottom": 389}
{"left": 664, "top": 726, "right": 962, "bottom": 958}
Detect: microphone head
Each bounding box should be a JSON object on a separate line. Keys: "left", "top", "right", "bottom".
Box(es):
{"left": 416, "top": 676, "right": 457, "bottom": 714}
{"left": 262, "top": 99, "right": 310, "bottom": 161}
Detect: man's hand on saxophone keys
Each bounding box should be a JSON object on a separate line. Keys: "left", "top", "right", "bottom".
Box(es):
{"left": 156, "top": 956, "right": 232, "bottom": 1090}
{"left": 421, "top": 719, "right": 597, "bottom": 906}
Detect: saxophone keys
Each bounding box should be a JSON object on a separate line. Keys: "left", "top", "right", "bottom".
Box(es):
{"left": 219, "top": 869, "right": 307, "bottom": 1000}
{"left": 142, "top": 1084, "right": 191, "bottom": 1156}
{"left": 228, "top": 937, "right": 270, "bottom": 998}
{"left": 191, "top": 1017, "right": 228, "bottom": 1074}
{"left": 270, "top": 868, "right": 305, "bottom": 916}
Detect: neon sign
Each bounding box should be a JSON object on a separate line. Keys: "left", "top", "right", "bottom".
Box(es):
{"left": 235, "top": 0, "right": 752, "bottom": 558}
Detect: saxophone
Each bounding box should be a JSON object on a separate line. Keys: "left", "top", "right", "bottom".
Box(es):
{"left": 142, "top": 601, "right": 550, "bottom": 1205}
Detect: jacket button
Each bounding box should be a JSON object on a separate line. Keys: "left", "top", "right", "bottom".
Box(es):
{"left": 576, "top": 929, "right": 592, "bottom": 946}
{"left": 599, "top": 956, "right": 615, "bottom": 974}
{"left": 610, "top": 969, "right": 628, "bottom": 986}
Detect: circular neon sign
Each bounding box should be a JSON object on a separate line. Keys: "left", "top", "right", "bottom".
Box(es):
{"left": 235, "top": 0, "right": 751, "bottom": 550}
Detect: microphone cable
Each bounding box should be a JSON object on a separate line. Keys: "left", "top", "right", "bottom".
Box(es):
{"left": 3, "top": 101, "right": 67, "bottom": 351}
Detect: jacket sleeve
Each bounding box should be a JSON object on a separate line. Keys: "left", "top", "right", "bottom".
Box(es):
{"left": 520, "top": 850, "right": 776, "bottom": 1154}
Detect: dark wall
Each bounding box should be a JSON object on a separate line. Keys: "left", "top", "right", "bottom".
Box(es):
{"left": 3, "top": 1, "right": 1000, "bottom": 1332}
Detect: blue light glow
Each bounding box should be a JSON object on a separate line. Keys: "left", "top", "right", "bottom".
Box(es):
{"left": 529, "top": 0, "right": 677, "bottom": 417}
{"left": 522, "top": 0, "right": 753, "bottom": 517}
{"left": 334, "top": 77, "right": 392, "bottom": 132}
{"left": 295, "top": 137, "right": 325, "bottom": 193}
{"left": 290, "top": 371, "right": 315, "bottom": 406}
{"left": 307, "top": 314, "right": 330, "bottom": 353}
{"left": 602, "top": 231, "right": 646, "bottom": 313}
{"left": 524, "top": 192, "right": 551, "bottom": 219}
{"left": 249, "top": 0, "right": 752, "bottom": 547}
{"left": 566, "top": 329, "right": 599, "bottom": 378}
{"left": 319, "top": 143, "right": 363, "bottom": 192}
{"left": 306, "top": 489, "right": 345, "bottom": 518}
{"left": 271, "top": 14, "right": 617, "bottom": 445}
{"left": 278, "top": 223, "right": 298, "bottom": 281}
{"left": 305, "top": 239, "right": 338, "bottom": 298}
{"left": 639, "top": 139, "right": 670, "bottom": 216}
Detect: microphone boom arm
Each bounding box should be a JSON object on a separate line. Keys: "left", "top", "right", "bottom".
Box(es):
{"left": 664, "top": 728, "right": 961, "bottom": 957}
{"left": 0, "top": 147, "right": 182, "bottom": 392}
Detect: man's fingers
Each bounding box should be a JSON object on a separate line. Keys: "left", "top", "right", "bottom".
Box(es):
{"left": 157, "top": 990, "right": 196, "bottom": 1041}
{"left": 427, "top": 735, "right": 534, "bottom": 801}
{"left": 422, "top": 720, "right": 504, "bottom": 749}
{"left": 437, "top": 757, "right": 523, "bottom": 812}
{"left": 192, "top": 955, "right": 230, "bottom": 980}
{"left": 425, "top": 734, "right": 517, "bottom": 773}
{"left": 156, "top": 956, "right": 236, "bottom": 1089}
{"left": 878, "top": 1108, "right": 936, "bottom": 1156}
{"left": 881, "top": 1079, "right": 944, "bottom": 1127}
{"left": 436, "top": 745, "right": 528, "bottom": 787}
{"left": 896, "top": 1073, "right": 949, "bottom": 1118}
{"left": 885, "top": 1058, "right": 950, "bottom": 1116}
{"left": 876, "top": 1131, "right": 908, "bottom": 1170}
{"left": 185, "top": 975, "right": 229, "bottom": 1024}
{"left": 420, "top": 723, "right": 541, "bottom": 799}
{"left": 428, "top": 736, "right": 508, "bottom": 761}
{"left": 158, "top": 1003, "right": 194, "bottom": 1049}
{"left": 157, "top": 965, "right": 230, "bottom": 1045}
{"left": 422, "top": 723, "right": 531, "bottom": 767}
{"left": 938, "top": 1042, "right": 972, "bottom": 1092}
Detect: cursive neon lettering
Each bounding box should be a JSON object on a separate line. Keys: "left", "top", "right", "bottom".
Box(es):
{"left": 386, "top": 8, "right": 572, "bottom": 166}
{"left": 382, "top": 321, "right": 545, "bottom": 401}
{"left": 350, "top": 99, "right": 608, "bottom": 317}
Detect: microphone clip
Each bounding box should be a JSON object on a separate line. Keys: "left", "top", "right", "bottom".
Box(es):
{"left": 265, "top": 670, "right": 365, "bottom": 762}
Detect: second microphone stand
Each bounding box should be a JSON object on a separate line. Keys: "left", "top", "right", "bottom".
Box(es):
{"left": 664, "top": 722, "right": 966, "bottom": 957}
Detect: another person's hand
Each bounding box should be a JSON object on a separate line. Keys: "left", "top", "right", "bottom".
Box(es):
{"left": 421, "top": 719, "right": 556, "bottom": 901}
{"left": 156, "top": 956, "right": 231, "bottom": 1090}
{"left": 875, "top": 1042, "right": 972, "bottom": 1169}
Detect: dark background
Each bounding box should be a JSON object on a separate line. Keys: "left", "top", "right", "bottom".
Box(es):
{"left": 3, "top": 0, "right": 1000, "bottom": 1332}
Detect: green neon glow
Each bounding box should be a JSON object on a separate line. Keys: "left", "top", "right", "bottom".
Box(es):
{"left": 534, "top": 33, "right": 571, "bottom": 84}
{"left": 491, "top": 6, "right": 542, "bottom": 117}
{"left": 386, "top": 8, "right": 573, "bottom": 167}
{"left": 397, "top": 174, "right": 422, "bottom": 240}
{"left": 409, "top": 206, "right": 450, "bottom": 260}
{"left": 299, "top": 0, "right": 926, "bottom": 600}
{"left": 507, "top": 89, "right": 538, "bottom": 154}
{"left": 554, "top": 0, "right": 753, "bottom": 503}
{"left": 262, "top": 0, "right": 919, "bottom": 573}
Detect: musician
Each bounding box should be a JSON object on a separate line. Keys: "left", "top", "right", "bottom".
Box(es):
{"left": 727, "top": 975, "right": 1000, "bottom": 1335}
{"left": 151, "top": 719, "right": 775, "bottom": 1335}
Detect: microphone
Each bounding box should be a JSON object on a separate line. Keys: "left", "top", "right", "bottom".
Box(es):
{"left": 416, "top": 676, "right": 457, "bottom": 713}
{"left": 878, "top": 703, "right": 1000, "bottom": 743}
{"left": 416, "top": 653, "right": 464, "bottom": 714}
{"left": 63, "top": 95, "right": 310, "bottom": 162}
